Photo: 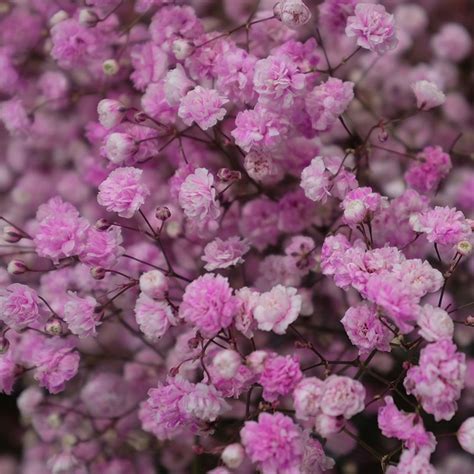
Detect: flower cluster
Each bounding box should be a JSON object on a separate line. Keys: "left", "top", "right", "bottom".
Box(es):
{"left": 0, "top": 0, "right": 473, "bottom": 473}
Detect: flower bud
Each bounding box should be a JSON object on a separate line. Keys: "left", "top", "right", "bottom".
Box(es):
{"left": 457, "top": 240, "right": 472, "bottom": 256}
{"left": 2, "top": 225, "right": 23, "bottom": 243}
{"left": 457, "top": 417, "right": 474, "bottom": 454}
{"left": 104, "top": 132, "right": 138, "bottom": 164}
{"left": 103, "top": 59, "right": 120, "bottom": 76}
{"left": 213, "top": 350, "right": 241, "bottom": 379}
{"left": 155, "top": 206, "right": 171, "bottom": 221}
{"left": 217, "top": 168, "right": 241, "bottom": 182}
{"left": 91, "top": 266, "right": 106, "bottom": 280}
{"left": 97, "top": 99, "right": 126, "bottom": 129}
{"left": 139, "top": 270, "right": 168, "bottom": 300}
{"left": 78, "top": 8, "right": 99, "bottom": 27}
{"left": 222, "top": 443, "right": 245, "bottom": 469}
{"left": 133, "top": 111, "right": 148, "bottom": 123}
{"left": 172, "top": 39, "right": 193, "bottom": 60}
{"left": 378, "top": 130, "right": 389, "bottom": 143}
{"left": 94, "top": 218, "right": 111, "bottom": 231}
{"left": 7, "top": 259, "right": 28, "bottom": 275}
{"left": 274, "top": 0, "right": 312, "bottom": 28}
{"left": 45, "top": 318, "right": 63, "bottom": 336}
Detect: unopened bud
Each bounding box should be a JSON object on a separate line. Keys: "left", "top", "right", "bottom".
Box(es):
{"left": 94, "top": 218, "right": 111, "bottom": 231}
{"left": 378, "top": 130, "right": 389, "bottom": 142}
{"left": 91, "top": 266, "right": 106, "bottom": 280}
{"left": 49, "top": 10, "right": 69, "bottom": 26}
{"left": 188, "top": 336, "right": 200, "bottom": 349}
{"left": 133, "top": 111, "right": 148, "bottom": 123}
{"left": 7, "top": 259, "right": 28, "bottom": 275}
{"left": 274, "top": 0, "right": 312, "bottom": 28}
{"left": 222, "top": 443, "right": 245, "bottom": 469}
{"left": 457, "top": 240, "right": 472, "bottom": 256}
{"left": 217, "top": 168, "right": 242, "bottom": 182}
{"left": 155, "top": 206, "right": 171, "bottom": 221}
{"left": 2, "top": 225, "right": 23, "bottom": 243}
{"left": 45, "top": 318, "right": 63, "bottom": 336}
{"left": 466, "top": 315, "right": 474, "bottom": 326}
{"left": 103, "top": 59, "right": 120, "bottom": 76}
{"left": 78, "top": 8, "right": 99, "bottom": 27}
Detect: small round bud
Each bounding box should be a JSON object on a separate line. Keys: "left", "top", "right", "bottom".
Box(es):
{"left": 155, "top": 206, "right": 171, "bottom": 221}
{"left": 78, "top": 8, "right": 99, "bottom": 27}
{"left": 94, "top": 218, "right": 111, "bottom": 231}
{"left": 45, "top": 318, "right": 63, "bottom": 336}
{"left": 217, "top": 168, "right": 242, "bottom": 182}
{"left": 274, "top": 0, "right": 311, "bottom": 28}
{"left": 97, "top": 99, "right": 126, "bottom": 129}
{"left": 222, "top": 443, "right": 245, "bottom": 469}
{"left": 457, "top": 240, "right": 472, "bottom": 256}
{"left": 188, "top": 336, "right": 200, "bottom": 350}
{"left": 2, "top": 225, "right": 23, "bottom": 243}
{"left": 133, "top": 111, "right": 148, "bottom": 123}
{"left": 172, "top": 39, "right": 193, "bottom": 60}
{"left": 213, "top": 350, "right": 241, "bottom": 379}
{"left": 139, "top": 270, "right": 168, "bottom": 300}
{"left": 49, "top": 10, "right": 69, "bottom": 26}
{"left": 378, "top": 130, "right": 389, "bottom": 143}
{"left": 91, "top": 266, "right": 106, "bottom": 280}
{"left": 466, "top": 315, "right": 474, "bottom": 326}
{"left": 102, "top": 59, "right": 120, "bottom": 76}
{"left": 7, "top": 259, "right": 28, "bottom": 275}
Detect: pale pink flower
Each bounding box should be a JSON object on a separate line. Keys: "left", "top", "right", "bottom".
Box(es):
{"left": 234, "top": 287, "right": 260, "bottom": 338}
{"left": 97, "top": 167, "right": 150, "bottom": 218}
{"left": 386, "top": 449, "right": 436, "bottom": 474}
{"left": 139, "top": 270, "right": 168, "bottom": 300}
{"left": 345, "top": 3, "right": 398, "bottom": 54}
{"left": 97, "top": 99, "right": 126, "bottom": 129}
{"left": 222, "top": 443, "right": 245, "bottom": 469}
{"left": 300, "top": 157, "right": 331, "bottom": 202}
{"left": 457, "top": 417, "right": 474, "bottom": 455}
{"left": 0, "top": 284, "right": 41, "bottom": 331}
{"left": 417, "top": 305, "right": 454, "bottom": 342}
{"left": 240, "top": 413, "right": 303, "bottom": 474}
{"left": 320, "top": 375, "right": 365, "bottom": 419}
{"left": 341, "top": 187, "right": 384, "bottom": 226}
{"left": 63, "top": 292, "right": 101, "bottom": 338}
{"left": 178, "top": 86, "right": 228, "bottom": 130}
{"left": 274, "top": 1, "right": 312, "bottom": 29}
{"left": 180, "top": 382, "right": 229, "bottom": 422}
{"left": 411, "top": 80, "right": 446, "bottom": 110}
{"left": 431, "top": 23, "right": 472, "bottom": 62}
{"left": 178, "top": 168, "right": 221, "bottom": 224}
{"left": 135, "top": 293, "right": 175, "bottom": 341}
{"left": 80, "top": 227, "right": 124, "bottom": 268}
{"left": 202, "top": 236, "right": 250, "bottom": 271}
{"left": 293, "top": 377, "right": 325, "bottom": 420}
{"left": 254, "top": 285, "right": 302, "bottom": 334}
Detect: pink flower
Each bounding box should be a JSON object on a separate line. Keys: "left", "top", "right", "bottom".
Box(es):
{"left": 139, "top": 377, "right": 193, "bottom": 440}
{"left": 300, "top": 157, "right": 331, "bottom": 202}
{"left": 212, "top": 350, "right": 242, "bottom": 379}
{"left": 180, "top": 274, "right": 238, "bottom": 337}
{"left": 0, "top": 98, "right": 31, "bottom": 136}
{"left": 63, "top": 292, "right": 101, "bottom": 338}
{"left": 33, "top": 338, "right": 80, "bottom": 394}
{"left": 222, "top": 443, "right": 245, "bottom": 469}
{"left": 387, "top": 449, "right": 436, "bottom": 474}
{"left": 345, "top": 3, "right": 398, "bottom": 54}
{"left": 431, "top": 23, "right": 472, "bottom": 62}
{"left": 240, "top": 412, "right": 303, "bottom": 474}
{"left": 178, "top": 168, "right": 221, "bottom": 224}
{"left": 457, "top": 417, "right": 474, "bottom": 455}
{"left": 405, "top": 146, "right": 452, "bottom": 194}
{"left": 163, "top": 65, "right": 194, "bottom": 106}
{"left": 341, "top": 302, "right": 392, "bottom": 356}
{"left": 259, "top": 354, "right": 302, "bottom": 402}
{"left": 253, "top": 55, "right": 306, "bottom": 108}
{"left": 417, "top": 305, "right": 454, "bottom": 342}
{"left": 254, "top": 285, "right": 302, "bottom": 334}
{"left": 34, "top": 196, "right": 89, "bottom": 263}
{"left": 378, "top": 396, "right": 436, "bottom": 452}
{"left": 231, "top": 106, "right": 288, "bottom": 152}
{"left": 134, "top": 292, "right": 175, "bottom": 341}
{"left": 179, "top": 382, "right": 229, "bottom": 421}
{"left": 234, "top": 287, "right": 260, "bottom": 338}
{"left": 305, "top": 78, "right": 354, "bottom": 131}
{"left": 104, "top": 133, "right": 138, "bottom": 165}
{"left": 293, "top": 377, "right": 325, "bottom": 420}
{"left": 284, "top": 235, "right": 316, "bottom": 275}
{"left": 202, "top": 236, "right": 250, "bottom": 271}
{"left": 80, "top": 227, "right": 124, "bottom": 268}
{"left": 178, "top": 86, "right": 228, "bottom": 130}
{"left": 301, "top": 430, "right": 335, "bottom": 473}
{"left": 404, "top": 339, "right": 466, "bottom": 421}
{"left": 97, "top": 99, "right": 126, "bottom": 129}
{"left": 319, "top": 375, "right": 365, "bottom": 419}
{"left": 0, "top": 284, "right": 41, "bottom": 331}
{"left": 139, "top": 270, "right": 168, "bottom": 300}
{"left": 274, "top": 1, "right": 312, "bottom": 29}
{"left": 411, "top": 80, "right": 446, "bottom": 110}
{"left": 409, "top": 206, "right": 471, "bottom": 246}
{"left": 244, "top": 149, "right": 284, "bottom": 184}
{"left": 341, "top": 187, "right": 384, "bottom": 226}
{"left": 97, "top": 167, "right": 150, "bottom": 218}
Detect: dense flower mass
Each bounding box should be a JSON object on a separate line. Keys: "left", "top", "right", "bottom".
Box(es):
{"left": 0, "top": 0, "right": 473, "bottom": 472}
